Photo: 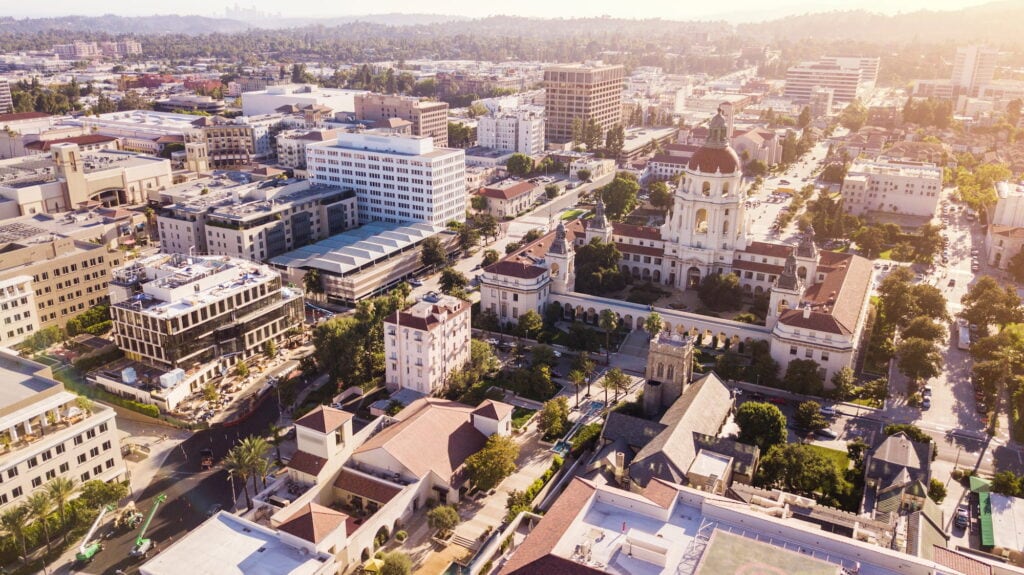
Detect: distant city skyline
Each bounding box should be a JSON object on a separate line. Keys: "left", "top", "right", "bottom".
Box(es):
{"left": 6, "top": 0, "right": 996, "bottom": 23}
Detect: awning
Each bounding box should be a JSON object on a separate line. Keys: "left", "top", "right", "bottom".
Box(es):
{"left": 970, "top": 475, "right": 991, "bottom": 493}
{"left": 979, "top": 491, "right": 995, "bottom": 548}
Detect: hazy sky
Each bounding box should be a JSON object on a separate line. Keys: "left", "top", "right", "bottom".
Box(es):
{"left": 7, "top": 0, "right": 994, "bottom": 21}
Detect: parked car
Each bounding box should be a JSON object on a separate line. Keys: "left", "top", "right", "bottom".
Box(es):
{"left": 922, "top": 385, "right": 933, "bottom": 397}
{"left": 815, "top": 428, "right": 839, "bottom": 440}
{"left": 955, "top": 506, "right": 969, "bottom": 528}
{"left": 820, "top": 405, "right": 837, "bottom": 417}
{"left": 768, "top": 397, "right": 788, "bottom": 406}
{"left": 948, "top": 278, "right": 956, "bottom": 287}
{"left": 921, "top": 396, "right": 931, "bottom": 409}
{"left": 409, "top": 278, "right": 424, "bottom": 287}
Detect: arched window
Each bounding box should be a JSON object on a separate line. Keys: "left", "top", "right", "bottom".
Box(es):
{"left": 701, "top": 181, "right": 711, "bottom": 196}
{"left": 667, "top": 365, "right": 675, "bottom": 380}
{"left": 695, "top": 209, "right": 708, "bottom": 233}
{"left": 797, "top": 266, "right": 807, "bottom": 280}
{"left": 722, "top": 219, "right": 729, "bottom": 235}
{"left": 657, "top": 363, "right": 664, "bottom": 378}
{"left": 777, "top": 299, "right": 789, "bottom": 313}
{"left": 722, "top": 182, "right": 730, "bottom": 196}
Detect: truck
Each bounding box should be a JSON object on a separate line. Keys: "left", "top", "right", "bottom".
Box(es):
{"left": 200, "top": 448, "right": 214, "bottom": 470}
{"left": 958, "top": 325, "right": 971, "bottom": 351}
{"left": 75, "top": 504, "right": 115, "bottom": 563}
{"left": 130, "top": 494, "right": 167, "bottom": 559}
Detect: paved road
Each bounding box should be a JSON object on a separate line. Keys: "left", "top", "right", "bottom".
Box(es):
{"left": 76, "top": 392, "right": 281, "bottom": 575}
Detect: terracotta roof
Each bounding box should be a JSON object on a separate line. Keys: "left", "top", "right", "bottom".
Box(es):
{"left": 731, "top": 259, "right": 782, "bottom": 274}
{"left": 781, "top": 251, "right": 872, "bottom": 335}
{"left": 643, "top": 478, "right": 683, "bottom": 509}
{"left": 486, "top": 218, "right": 587, "bottom": 278}
{"left": 611, "top": 222, "right": 661, "bottom": 241}
{"left": 287, "top": 450, "right": 328, "bottom": 477}
{"left": 650, "top": 154, "right": 690, "bottom": 165}
{"left": 688, "top": 145, "right": 740, "bottom": 174}
{"left": 333, "top": 468, "right": 402, "bottom": 504}
{"left": 296, "top": 129, "right": 338, "bottom": 141}
{"left": 742, "top": 241, "right": 793, "bottom": 259}
{"left": 25, "top": 134, "right": 118, "bottom": 152}
{"left": 616, "top": 242, "right": 664, "bottom": 257}
{"left": 483, "top": 260, "right": 546, "bottom": 279}
{"left": 931, "top": 547, "right": 992, "bottom": 575}
{"left": 497, "top": 478, "right": 598, "bottom": 575}
{"left": 502, "top": 555, "right": 605, "bottom": 575}
{"left": 277, "top": 502, "right": 347, "bottom": 544}
{"left": 353, "top": 398, "right": 488, "bottom": 487}
{"left": 0, "top": 112, "right": 50, "bottom": 123}
{"left": 294, "top": 405, "right": 352, "bottom": 433}
{"left": 156, "top": 134, "right": 185, "bottom": 144}
{"left": 384, "top": 298, "right": 471, "bottom": 332}
{"left": 473, "top": 399, "right": 514, "bottom": 421}
{"left": 479, "top": 181, "right": 537, "bottom": 201}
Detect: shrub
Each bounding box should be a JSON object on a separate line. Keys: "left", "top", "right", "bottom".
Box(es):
{"left": 394, "top": 530, "right": 408, "bottom": 542}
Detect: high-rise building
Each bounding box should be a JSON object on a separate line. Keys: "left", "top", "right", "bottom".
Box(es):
{"left": 543, "top": 63, "right": 625, "bottom": 144}
{"left": 108, "top": 254, "right": 303, "bottom": 381}
{"left": 820, "top": 56, "right": 880, "bottom": 86}
{"left": 384, "top": 292, "right": 471, "bottom": 395}
{"left": 476, "top": 107, "right": 545, "bottom": 155}
{"left": 53, "top": 42, "right": 101, "bottom": 61}
{"left": 307, "top": 130, "right": 466, "bottom": 227}
{"left": 0, "top": 351, "right": 126, "bottom": 513}
{"left": 354, "top": 94, "right": 449, "bottom": 147}
{"left": 951, "top": 45, "right": 998, "bottom": 96}
{"left": 0, "top": 78, "right": 12, "bottom": 114}
{"left": 784, "top": 58, "right": 876, "bottom": 103}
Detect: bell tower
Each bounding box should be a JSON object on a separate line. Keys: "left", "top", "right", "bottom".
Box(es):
{"left": 586, "top": 196, "right": 612, "bottom": 244}
{"left": 546, "top": 221, "right": 575, "bottom": 294}
{"left": 768, "top": 250, "right": 802, "bottom": 329}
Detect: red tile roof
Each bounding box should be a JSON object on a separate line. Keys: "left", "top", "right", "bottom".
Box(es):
{"left": 498, "top": 478, "right": 597, "bottom": 575}
{"left": 611, "top": 222, "right": 662, "bottom": 241}
{"left": 991, "top": 225, "right": 1024, "bottom": 239}
{"left": 643, "top": 478, "right": 682, "bottom": 509}
{"left": 0, "top": 112, "right": 50, "bottom": 123}
{"left": 482, "top": 260, "right": 547, "bottom": 279}
{"left": 473, "top": 399, "right": 514, "bottom": 421}
{"left": 384, "top": 298, "right": 470, "bottom": 332}
{"left": 333, "top": 468, "right": 403, "bottom": 505}
{"left": 479, "top": 181, "right": 537, "bottom": 201}
{"left": 731, "top": 259, "right": 782, "bottom": 274}
{"left": 294, "top": 405, "right": 352, "bottom": 433}
{"left": 650, "top": 154, "right": 690, "bottom": 165}
{"left": 617, "top": 242, "right": 664, "bottom": 257}
{"left": 25, "top": 134, "right": 118, "bottom": 152}
{"left": 277, "top": 502, "right": 347, "bottom": 544}
{"left": 287, "top": 450, "right": 328, "bottom": 477}
{"left": 779, "top": 251, "right": 873, "bottom": 335}
{"left": 487, "top": 219, "right": 586, "bottom": 278}
{"left": 931, "top": 547, "right": 992, "bottom": 575}
{"left": 742, "top": 241, "right": 794, "bottom": 259}
{"left": 688, "top": 146, "right": 740, "bottom": 174}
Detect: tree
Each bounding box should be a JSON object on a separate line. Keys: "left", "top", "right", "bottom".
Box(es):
{"left": 896, "top": 337, "right": 943, "bottom": 383}
{"left": 513, "top": 310, "right": 542, "bottom": 343}
{"left": 465, "top": 435, "right": 519, "bottom": 491}
{"left": 992, "top": 471, "right": 1022, "bottom": 496}
{"left": 697, "top": 273, "right": 745, "bottom": 312}
{"left": 506, "top": 153, "right": 534, "bottom": 178}
{"left": 883, "top": 424, "right": 932, "bottom": 444}
{"left": 575, "top": 238, "right": 628, "bottom": 296}
{"left": 545, "top": 184, "right": 560, "bottom": 199}
{"left": 961, "top": 276, "right": 1023, "bottom": 333}
{"left": 735, "top": 401, "right": 787, "bottom": 452}
{"left": 238, "top": 435, "right": 271, "bottom": 498}
{"left": 600, "top": 172, "right": 640, "bottom": 220}
{"left": 839, "top": 99, "right": 867, "bottom": 132}
{"left": 235, "top": 361, "right": 249, "bottom": 378}
{"left": 303, "top": 268, "right": 324, "bottom": 300}
{"left": 573, "top": 352, "right": 596, "bottom": 397}
{"left": 427, "top": 505, "right": 460, "bottom": 534}
{"left": 757, "top": 443, "right": 842, "bottom": 496}
{"left": 0, "top": 506, "right": 30, "bottom": 566}
{"left": 44, "top": 477, "right": 77, "bottom": 544}
{"left": 458, "top": 225, "right": 479, "bottom": 252}
{"left": 605, "top": 124, "right": 626, "bottom": 157}
{"left": 538, "top": 397, "right": 570, "bottom": 439}
{"left": 78, "top": 480, "right": 128, "bottom": 510}
{"left": 644, "top": 312, "right": 663, "bottom": 340}
{"left": 794, "top": 400, "right": 827, "bottom": 431}
{"left": 649, "top": 181, "right": 673, "bottom": 210}
{"left": 927, "top": 478, "right": 947, "bottom": 504}
{"left": 797, "top": 106, "right": 811, "bottom": 129}
{"left": 224, "top": 448, "right": 253, "bottom": 510}
{"left": 901, "top": 317, "right": 944, "bottom": 342}
{"left": 568, "top": 369, "right": 586, "bottom": 407}
{"left": 603, "top": 368, "right": 630, "bottom": 403}
{"left": 820, "top": 163, "right": 847, "bottom": 183}
{"left": 381, "top": 551, "right": 413, "bottom": 575}
{"left": 1009, "top": 249, "right": 1024, "bottom": 284}
{"left": 470, "top": 339, "right": 500, "bottom": 376}
{"left": 202, "top": 382, "right": 220, "bottom": 403}
{"left": 420, "top": 236, "right": 447, "bottom": 270}
{"left": 263, "top": 339, "right": 277, "bottom": 359}
{"left": 482, "top": 249, "right": 500, "bottom": 267}
{"left": 447, "top": 122, "right": 473, "bottom": 148}
{"left": 470, "top": 194, "right": 489, "bottom": 212}
{"left": 576, "top": 168, "right": 592, "bottom": 183}
{"left": 783, "top": 359, "right": 824, "bottom": 395}
{"left": 713, "top": 352, "right": 747, "bottom": 381}
{"left": 599, "top": 309, "right": 619, "bottom": 364}
{"left": 25, "top": 491, "right": 53, "bottom": 553}
{"left": 830, "top": 367, "right": 856, "bottom": 401}
{"left": 440, "top": 267, "right": 468, "bottom": 295}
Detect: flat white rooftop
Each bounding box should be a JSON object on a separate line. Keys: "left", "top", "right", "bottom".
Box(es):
{"left": 269, "top": 221, "right": 441, "bottom": 275}
{"left": 989, "top": 493, "right": 1024, "bottom": 552}
{"left": 140, "top": 512, "right": 333, "bottom": 575}
{"left": 0, "top": 356, "right": 59, "bottom": 410}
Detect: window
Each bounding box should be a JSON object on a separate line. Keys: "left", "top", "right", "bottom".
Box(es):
{"left": 789, "top": 346, "right": 798, "bottom": 356}
{"left": 55, "top": 444, "right": 65, "bottom": 455}
{"left": 77, "top": 454, "right": 87, "bottom": 464}
{"left": 74, "top": 435, "right": 83, "bottom": 445}
{"left": 89, "top": 447, "right": 100, "bottom": 458}
{"left": 6, "top": 468, "right": 17, "bottom": 479}
{"left": 105, "top": 459, "right": 115, "bottom": 469}
{"left": 102, "top": 441, "right": 111, "bottom": 451}
{"left": 11, "top": 486, "right": 22, "bottom": 498}
{"left": 31, "top": 477, "right": 42, "bottom": 488}
{"left": 80, "top": 472, "right": 90, "bottom": 482}
{"left": 93, "top": 465, "right": 103, "bottom": 476}
{"left": 805, "top": 348, "right": 813, "bottom": 358}
{"left": 59, "top": 463, "right": 69, "bottom": 473}
{"left": 41, "top": 450, "right": 51, "bottom": 461}
{"left": 27, "top": 456, "right": 38, "bottom": 468}
{"left": 821, "top": 351, "right": 830, "bottom": 362}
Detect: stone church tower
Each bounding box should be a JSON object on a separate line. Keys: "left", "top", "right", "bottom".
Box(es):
{"left": 546, "top": 220, "right": 575, "bottom": 294}
{"left": 660, "top": 108, "right": 748, "bottom": 289}
{"left": 643, "top": 331, "right": 694, "bottom": 417}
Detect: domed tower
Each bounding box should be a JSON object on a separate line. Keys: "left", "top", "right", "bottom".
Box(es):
{"left": 546, "top": 220, "right": 575, "bottom": 294}
{"left": 660, "top": 108, "right": 747, "bottom": 289}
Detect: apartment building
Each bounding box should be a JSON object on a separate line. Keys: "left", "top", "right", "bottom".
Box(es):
{"left": 156, "top": 178, "right": 358, "bottom": 261}
{"left": 841, "top": 159, "right": 943, "bottom": 217}
{"left": 99, "top": 40, "right": 141, "bottom": 58}
{"left": 819, "top": 56, "right": 880, "bottom": 86}
{"left": 354, "top": 93, "right": 449, "bottom": 147}
{"left": 0, "top": 351, "right": 125, "bottom": 513}
{"left": 543, "top": 63, "right": 625, "bottom": 144}
{"left": 108, "top": 254, "right": 303, "bottom": 387}
{"left": 241, "top": 84, "right": 368, "bottom": 117}
{"left": 275, "top": 128, "right": 337, "bottom": 170}
{"left": 952, "top": 45, "right": 999, "bottom": 96}
{"left": 475, "top": 179, "right": 540, "bottom": 219}
{"left": 476, "top": 107, "right": 545, "bottom": 155}
{"left": 0, "top": 78, "right": 12, "bottom": 115}
{"left": 0, "top": 217, "right": 123, "bottom": 342}
{"left": 384, "top": 292, "right": 471, "bottom": 395}
{"left": 307, "top": 130, "right": 466, "bottom": 227}
{"left": 784, "top": 58, "right": 875, "bottom": 103}
{"left": 185, "top": 114, "right": 286, "bottom": 168}
{"left": 53, "top": 42, "right": 101, "bottom": 61}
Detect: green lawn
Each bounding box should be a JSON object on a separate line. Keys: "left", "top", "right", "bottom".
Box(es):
{"left": 511, "top": 407, "right": 536, "bottom": 430}
{"left": 878, "top": 249, "right": 893, "bottom": 260}
{"left": 560, "top": 209, "right": 584, "bottom": 220}
{"left": 806, "top": 444, "right": 850, "bottom": 472}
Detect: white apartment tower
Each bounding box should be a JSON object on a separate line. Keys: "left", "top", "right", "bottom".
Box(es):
{"left": 384, "top": 293, "right": 471, "bottom": 396}
{"left": 0, "top": 78, "right": 12, "bottom": 114}
{"left": 784, "top": 57, "right": 878, "bottom": 103}
{"left": 0, "top": 352, "right": 126, "bottom": 513}
{"left": 307, "top": 131, "right": 466, "bottom": 227}
{"left": 476, "top": 107, "right": 546, "bottom": 155}
{"left": 951, "top": 46, "right": 998, "bottom": 96}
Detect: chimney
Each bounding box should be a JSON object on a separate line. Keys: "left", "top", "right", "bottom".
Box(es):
{"left": 802, "top": 305, "right": 812, "bottom": 319}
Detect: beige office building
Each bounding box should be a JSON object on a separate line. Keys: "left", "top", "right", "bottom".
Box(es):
{"left": 384, "top": 293, "right": 471, "bottom": 396}
{"left": 543, "top": 63, "right": 625, "bottom": 144}
{"left": 0, "top": 351, "right": 126, "bottom": 513}
{"left": 354, "top": 94, "right": 449, "bottom": 147}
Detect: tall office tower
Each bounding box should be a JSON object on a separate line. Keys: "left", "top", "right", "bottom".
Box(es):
{"left": 951, "top": 46, "right": 998, "bottom": 96}
{"left": 543, "top": 63, "right": 625, "bottom": 144}
{"left": 0, "top": 78, "right": 11, "bottom": 114}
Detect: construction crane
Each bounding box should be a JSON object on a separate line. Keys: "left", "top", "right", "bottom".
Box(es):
{"left": 129, "top": 494, "right": 166, "bottom": 559}
{"left": 75, "top": 504, "right": 115, "bottom": 563}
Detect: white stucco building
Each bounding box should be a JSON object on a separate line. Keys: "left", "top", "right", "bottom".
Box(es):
{"left": 841, "top": 159, "right": 943, "bottom": 218}
{"left": 476, "top": 106, "right": 545, "bottom": 155}
{"left": 384, "top": 293, "right": 471, "bottom": 396}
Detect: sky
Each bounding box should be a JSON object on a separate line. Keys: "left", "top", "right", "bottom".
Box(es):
{"left": 6, "top": 0, "right": 995, "bottom": 22}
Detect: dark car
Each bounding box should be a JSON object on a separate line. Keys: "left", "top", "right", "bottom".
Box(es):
{"left": 814, "top": 428, "right": 839, "bottom": 440}
{"left": 749, "top": 392, "right": 765, "bottom": 401}
{"left": 948, "top": 278, "right": 956, "bottom": 287}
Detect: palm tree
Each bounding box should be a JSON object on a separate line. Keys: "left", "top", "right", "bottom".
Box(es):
{"left": 267, "top": 423, "right": 286, "bottom": 463}
{"left": 574, "top": 352, "right": 596, "bottom": 398}
{"left": 599, "top": 309, "right": 619, "bottom": 365}
{"left": 239, "top": 435, "right": 270, "bottom": 497}
{"left": 44, "top": 477, "right": 77, "bottom": 544}
{"left": 568, "top": 370, "right": 586, "bottom": 408}
{"left": 252, "top": 456, "right": 272, "bottom": 490}
{"left": 0, "top": 505, "right": 30, "bottom": 566}
{"left": 223, "top": 448, "right": 253, "bottom": 510}
{"left": 25, "top": 491, "right": 54, "bottom": 553}
{"left": 604, "top": 368, "right": 630, "bottom": 403}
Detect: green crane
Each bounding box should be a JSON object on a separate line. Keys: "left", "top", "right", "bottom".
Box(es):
{"left": 129, "top": 494, "right": 166, "bottom": 559}
{"left": 75, "top": 504, "right": 115, "bottom": 563}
